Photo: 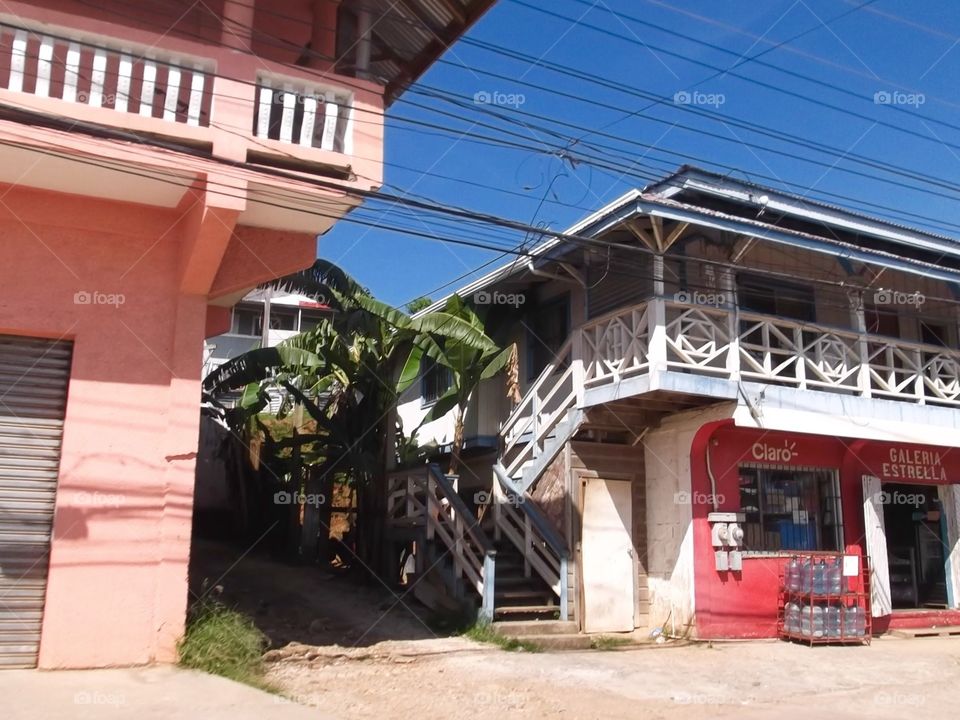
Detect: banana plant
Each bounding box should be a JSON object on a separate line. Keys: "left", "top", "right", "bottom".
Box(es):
{"left": 415, "top": 295, "right": 517, "bottom": 475}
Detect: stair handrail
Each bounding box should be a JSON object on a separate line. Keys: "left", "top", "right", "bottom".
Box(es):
{"left": 493, "top": 462, "right": 569, "bottom": 620}
{"left": 387, "top": 464, "right": 497, "bottom": 620}
{"left": 500, "top": 335, "right": 574, "bottom": 446}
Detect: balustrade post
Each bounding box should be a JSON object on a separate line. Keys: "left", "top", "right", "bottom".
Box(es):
{"left": 794, "top": 326, "right": 807, "bottom": 389}
{"left": 721, "top": 268, "right": 740, "bottom": 381}
{"left": 849, "top": 291, "right": 872, "bottom": 398}
{"left": 647, "top": 297, "right": 668, "bottom": 383}
{"left": 492, "top": 478, "right": 502, "bottom": 542}
{"left": 531, "top": 390, "right": 541, "bottom": 458}
{"left": 913, "top": 347, "right": 926, "bottom": 404}
{"left": 572, "top": 330, "right": 586, "bottom": 407}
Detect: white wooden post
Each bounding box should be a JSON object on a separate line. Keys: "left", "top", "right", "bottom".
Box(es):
{"left": 913, "top": 347, "right": 925, "bottom": 404}
{"left": 116, "top": 53, "right": 132, "bottom": 112}
{"left": 63, "top": 42, "right": 81, "bottom": 103}
{"left": 139, "top": 61, "right": 157, "bottom": 117}
{"left": 647, "top": 256, "right": 668, "bottom": 380}
{"left": 850, "top": 291, "right": 872, "bottom": 398}
{"left": 794, "top": 326, "right": 807, "bottom": 389}
{"left": 255, "top": 83, "right": 273, "bottom": 138}
{"left": 572, "top": 330, "right": 585, "bottom": 407}
{"left": 721, "top": 268, "right": 740, "bottom": 381}
{"left": 90, "top": 48, "right": 107, "bottom": 107}
{"left": 9, "top": 30, "right": 27, "bottom": 93}
{"left": 162, "top": 65, "right": 181, "bottom": 121}
{"left": 321, "top": 91, "right": 339, "bottom": 151}
{"left": 35, "top": 36, "right": 53, "bottom": 97}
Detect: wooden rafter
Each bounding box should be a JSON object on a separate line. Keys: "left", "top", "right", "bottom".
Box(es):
{"left": 662, "top": 221, "right": 689, "bottom": 253}
{"left": 624, "top": 219, "right": 658, "bottom": 251}
{"left": 650, "top": 215, "right": 664, "bottom": 252}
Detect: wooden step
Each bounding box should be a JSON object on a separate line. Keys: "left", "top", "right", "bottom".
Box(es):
{"left": 890, "top": 625, "right": 960, "bottom": 639}
{"left": 494, "top": 604, "right": 561, "bottom": 621}
{"left": 494, "top": 589, "right": 554, "bottom": 601}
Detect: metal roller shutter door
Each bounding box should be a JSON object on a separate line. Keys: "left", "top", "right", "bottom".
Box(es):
{"left": 0, "top": 334, "right": 72, "bottom": 668}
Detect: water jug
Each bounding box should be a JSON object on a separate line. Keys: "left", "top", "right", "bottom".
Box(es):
{"left": 800, "top": 558, "right": 813, "bottom": 593}
{"left": 827, "top": 557, "right": 842, "bottom": 595}
{"left": 785, "top": 602, "right": 801, "bottom": 633}
{"left": 811, "top": 604, "right": 825, "bottom": 638}
{"left": 843, "top": 606, "right": 866, "bottom": 637}
{"left": 799, "top": 603, "right": 812, "bottom": 637}
{"left": 813, "top": 560, "right": 827, "bottom": 594}
{"left": 824, "top": 605, "right": 842, "bottom": 638}
{"left": 784, "top": 558, "right": 796, "bottom": 591}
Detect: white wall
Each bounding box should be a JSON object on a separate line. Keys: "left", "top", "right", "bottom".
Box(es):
{"left": 643, "top": 403, "right": 734, "bottom": 633}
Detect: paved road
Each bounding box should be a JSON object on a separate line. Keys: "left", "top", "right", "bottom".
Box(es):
{"left": 0, "top": 666, "right": 332, "bottom": 720}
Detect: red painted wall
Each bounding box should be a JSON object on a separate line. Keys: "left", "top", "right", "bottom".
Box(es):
{"left": 688, "top": 425, "right": 960, "bottom": 638}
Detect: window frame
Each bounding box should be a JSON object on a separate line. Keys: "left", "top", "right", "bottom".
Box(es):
{"left": 420, "top": 356, "right": 453, "bottom": 408}
{"left": 737, "top": 463, "right": 844, "bottom": 557}
{"left": 525, "top": 294, "right": 571, "bottom": 382}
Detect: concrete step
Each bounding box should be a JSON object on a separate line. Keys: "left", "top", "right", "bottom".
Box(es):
{"left": 514, "top": 634, "right": 594, "bottom": 651}
{"left": 493, "top": 620, "right": 579, "bottom": 636}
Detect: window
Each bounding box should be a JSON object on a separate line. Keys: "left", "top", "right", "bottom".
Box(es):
{"left": 299, "top": 311, "right": 325, "bottom": 331}
{"left": 269, "top": 309, "right": 297, "bottom": 331}
{"left": 738, "top": 275, "right": 816, "bottom": 322}
{"left": 738, "top": 465, "right": 842, "bottom": 554}
{"left": 865, "top": 303, "right": 900, "bottom": 338}
{"left": 421, "top": 358, "right": 452, "bottom": 406}
{"left": 231, "top": 307, "right": 262, "bottom": 336}
{"left": 527, "top": 297, "right": 570, "bottom": 380}
{"left": 920, "top": 320, "right": 950, "bottom": 348}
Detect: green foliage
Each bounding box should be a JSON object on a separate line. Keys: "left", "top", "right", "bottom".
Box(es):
{"left": 590, "top": 635, "right": 632, "bottom": 651}
{"left": 405, "top": 296, "right": 433, "bottom": 314}
{"left": 462, "top": 620, "right": 541, "bottom": 653}
{"left": 203, "top": 261, "right": 505, "bottom": 486}
{"left": 178, "top": 600, "right": 274, "bottom": 690}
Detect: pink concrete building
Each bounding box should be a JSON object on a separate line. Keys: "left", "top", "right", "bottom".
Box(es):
{"left": 0, "top": 0, "right": 495, "bottom": 669}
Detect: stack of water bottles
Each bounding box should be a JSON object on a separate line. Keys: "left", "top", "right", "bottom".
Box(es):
{"left": 780, "top": 553, "right": 869, "bottom": 644}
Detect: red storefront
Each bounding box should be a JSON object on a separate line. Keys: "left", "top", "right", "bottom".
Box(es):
{"left": 689, "top": 421, "right": 960, "bottom": 638}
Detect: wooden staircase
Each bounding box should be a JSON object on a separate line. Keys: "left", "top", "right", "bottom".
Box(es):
{"left": 492, "top": 541, "right": 560, "bottom": 622}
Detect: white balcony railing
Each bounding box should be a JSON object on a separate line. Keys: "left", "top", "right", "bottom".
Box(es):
{"left": 254, "top": 77, "right": 351, "bottom": 153}
{"left": 0, "top": 22, "right": 211, "bottom": 126}
{"left": 579, "top": 299, "right": 960, "bottom": 406}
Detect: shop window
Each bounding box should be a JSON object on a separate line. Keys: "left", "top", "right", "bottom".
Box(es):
{"left": 738, "top": 465, "right": 843, "bottom": 554}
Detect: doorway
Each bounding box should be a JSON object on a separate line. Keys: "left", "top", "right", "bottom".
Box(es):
{"left": 581, "top": 478, "right": 634, "bottom": 633}
{"left": 881, "top": 483, "right": 948, "bottom": 609}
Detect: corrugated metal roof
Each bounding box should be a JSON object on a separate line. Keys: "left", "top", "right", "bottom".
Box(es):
{"left": 419, "top": 165, "right": 960, "bottom": 312}
{"left": 646, "top": 164, "right": 960, "bottom": 246}
{"left": 362, "top": 0, "right": 497, "bottom": 103}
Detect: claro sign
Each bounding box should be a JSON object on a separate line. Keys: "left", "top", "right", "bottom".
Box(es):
{"left": 751, "top": 440, "right": 800, "bottom": 463}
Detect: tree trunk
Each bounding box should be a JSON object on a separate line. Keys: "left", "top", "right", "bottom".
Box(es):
{"left": 448, "top": 408, "right": 464, "bottom": 476}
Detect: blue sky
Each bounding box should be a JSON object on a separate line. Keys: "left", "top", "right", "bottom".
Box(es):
{"left": 319, "top": 0, "right": 960, "bottom": 307}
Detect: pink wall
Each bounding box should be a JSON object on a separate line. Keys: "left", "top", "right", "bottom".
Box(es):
{"left": 0, "top": 184, "right": 314, "bottom": 668}
{"left": 688, "top": 424, "right": 960, "bottom": 639}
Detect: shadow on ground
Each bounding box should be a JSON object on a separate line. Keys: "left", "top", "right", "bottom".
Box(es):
{"left": 188, "top": 539, "right": 441, "bottom": 650}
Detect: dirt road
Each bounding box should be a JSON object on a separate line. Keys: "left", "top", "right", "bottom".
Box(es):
{"left": 265, "top": 635, "right": 959, "bottom": 719}
{"left": 191, "top": 540, "right": 960, "bottom": 719}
